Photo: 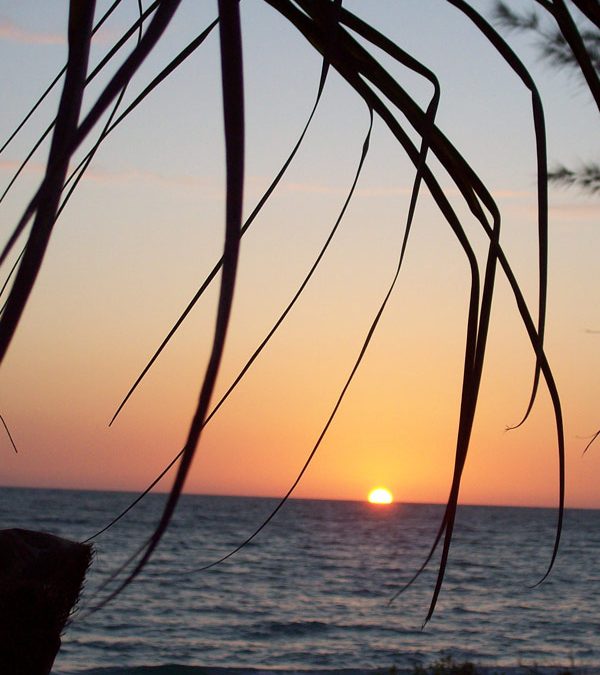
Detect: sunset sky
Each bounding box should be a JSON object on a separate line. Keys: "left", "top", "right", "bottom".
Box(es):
{"left": 0, "top": 1, "right": 598, "bottom": 508}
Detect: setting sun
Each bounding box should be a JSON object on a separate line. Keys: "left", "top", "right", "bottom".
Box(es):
{"left": 367, "top": 487, "right": 393, "bottom": 505}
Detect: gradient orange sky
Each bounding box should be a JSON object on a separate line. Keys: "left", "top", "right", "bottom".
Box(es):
{"left": 1, "top": 1, "right": 598, "bottom": 508}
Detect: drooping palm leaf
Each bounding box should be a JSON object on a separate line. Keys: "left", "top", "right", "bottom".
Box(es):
{"left": 0, "top": 414, "right": 18, "bottom": 454}
{"left": 87, "top": 100, "right": 372, "bottom": 554}
{"left": 108, "top": 42, "right": 328, "bottom": 427}
{"left": 582, "top": 430, "right": 600, "bottom": 455}
{"left": 86, "top": 0, "right": 245, "bottom": 608}
{"left": 0, "top": 1, "right": 96, "bottom": 360}
{"left": 263, "top": 0, "right": 564, "bottom": 621}
{"left": 0, "top": 8, "right": 206, "bottom": 319}
{"left": 0, "top": 0, "right": 181, "bottom": 278}
{"left": 0, "top": 2, "right": 183, "bottom": 359}
{"left": 548, "top": 0, "right": 600, "bottom": 111}
{"left": 0, "top": 0, "right": 125, "bottom": 156}
{"left": 0, "top": 1, "right": 161, "bottom": 214}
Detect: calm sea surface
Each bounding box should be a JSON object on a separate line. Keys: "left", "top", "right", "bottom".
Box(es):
{"left": 0, "top": 487, "right": 598, "bottom": 674}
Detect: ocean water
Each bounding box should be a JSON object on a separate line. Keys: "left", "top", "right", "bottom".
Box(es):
{"left": 0, "top": 487, "right": 598, "bottom": 674}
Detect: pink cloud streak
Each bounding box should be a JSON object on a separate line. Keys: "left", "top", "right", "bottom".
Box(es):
{"left": 0, "top": 18, "right": 64, "bottom": 46}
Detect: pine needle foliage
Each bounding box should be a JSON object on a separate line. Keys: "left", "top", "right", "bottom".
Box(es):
{"left": 494, "top": 1, "right": 599, "bottom": 195}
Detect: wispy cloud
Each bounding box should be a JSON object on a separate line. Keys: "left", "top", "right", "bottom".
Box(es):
{"left": 81, "top": 165, "right": 221, "bottom": 194}
{"left": 0, "top": 18, "right": 64, "bottom": 45}
{"left": 272, "top": 181, "right": 538, "bottom": 199}
{"left": 0, "top": 160, "right": 224, "bottom": 197}
{"left": 252, "top": 181, "right": 413, "bottom": 197}
{"left": 0, "top": 159, "right": 45, "bottom": 176}
{"left": 547, "top": 201, "right": 599, "bottom": 223}
{"left": 6, "top": 160, "right": 588, "bottom": 220}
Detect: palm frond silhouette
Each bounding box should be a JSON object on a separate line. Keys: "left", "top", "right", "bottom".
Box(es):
{"left": 1, "top": 0, "right": 597, "bottom": 621}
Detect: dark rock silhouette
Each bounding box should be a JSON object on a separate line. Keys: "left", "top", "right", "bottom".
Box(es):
{"left": 0, "top": 528, "right": 92, "bottom": 675}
